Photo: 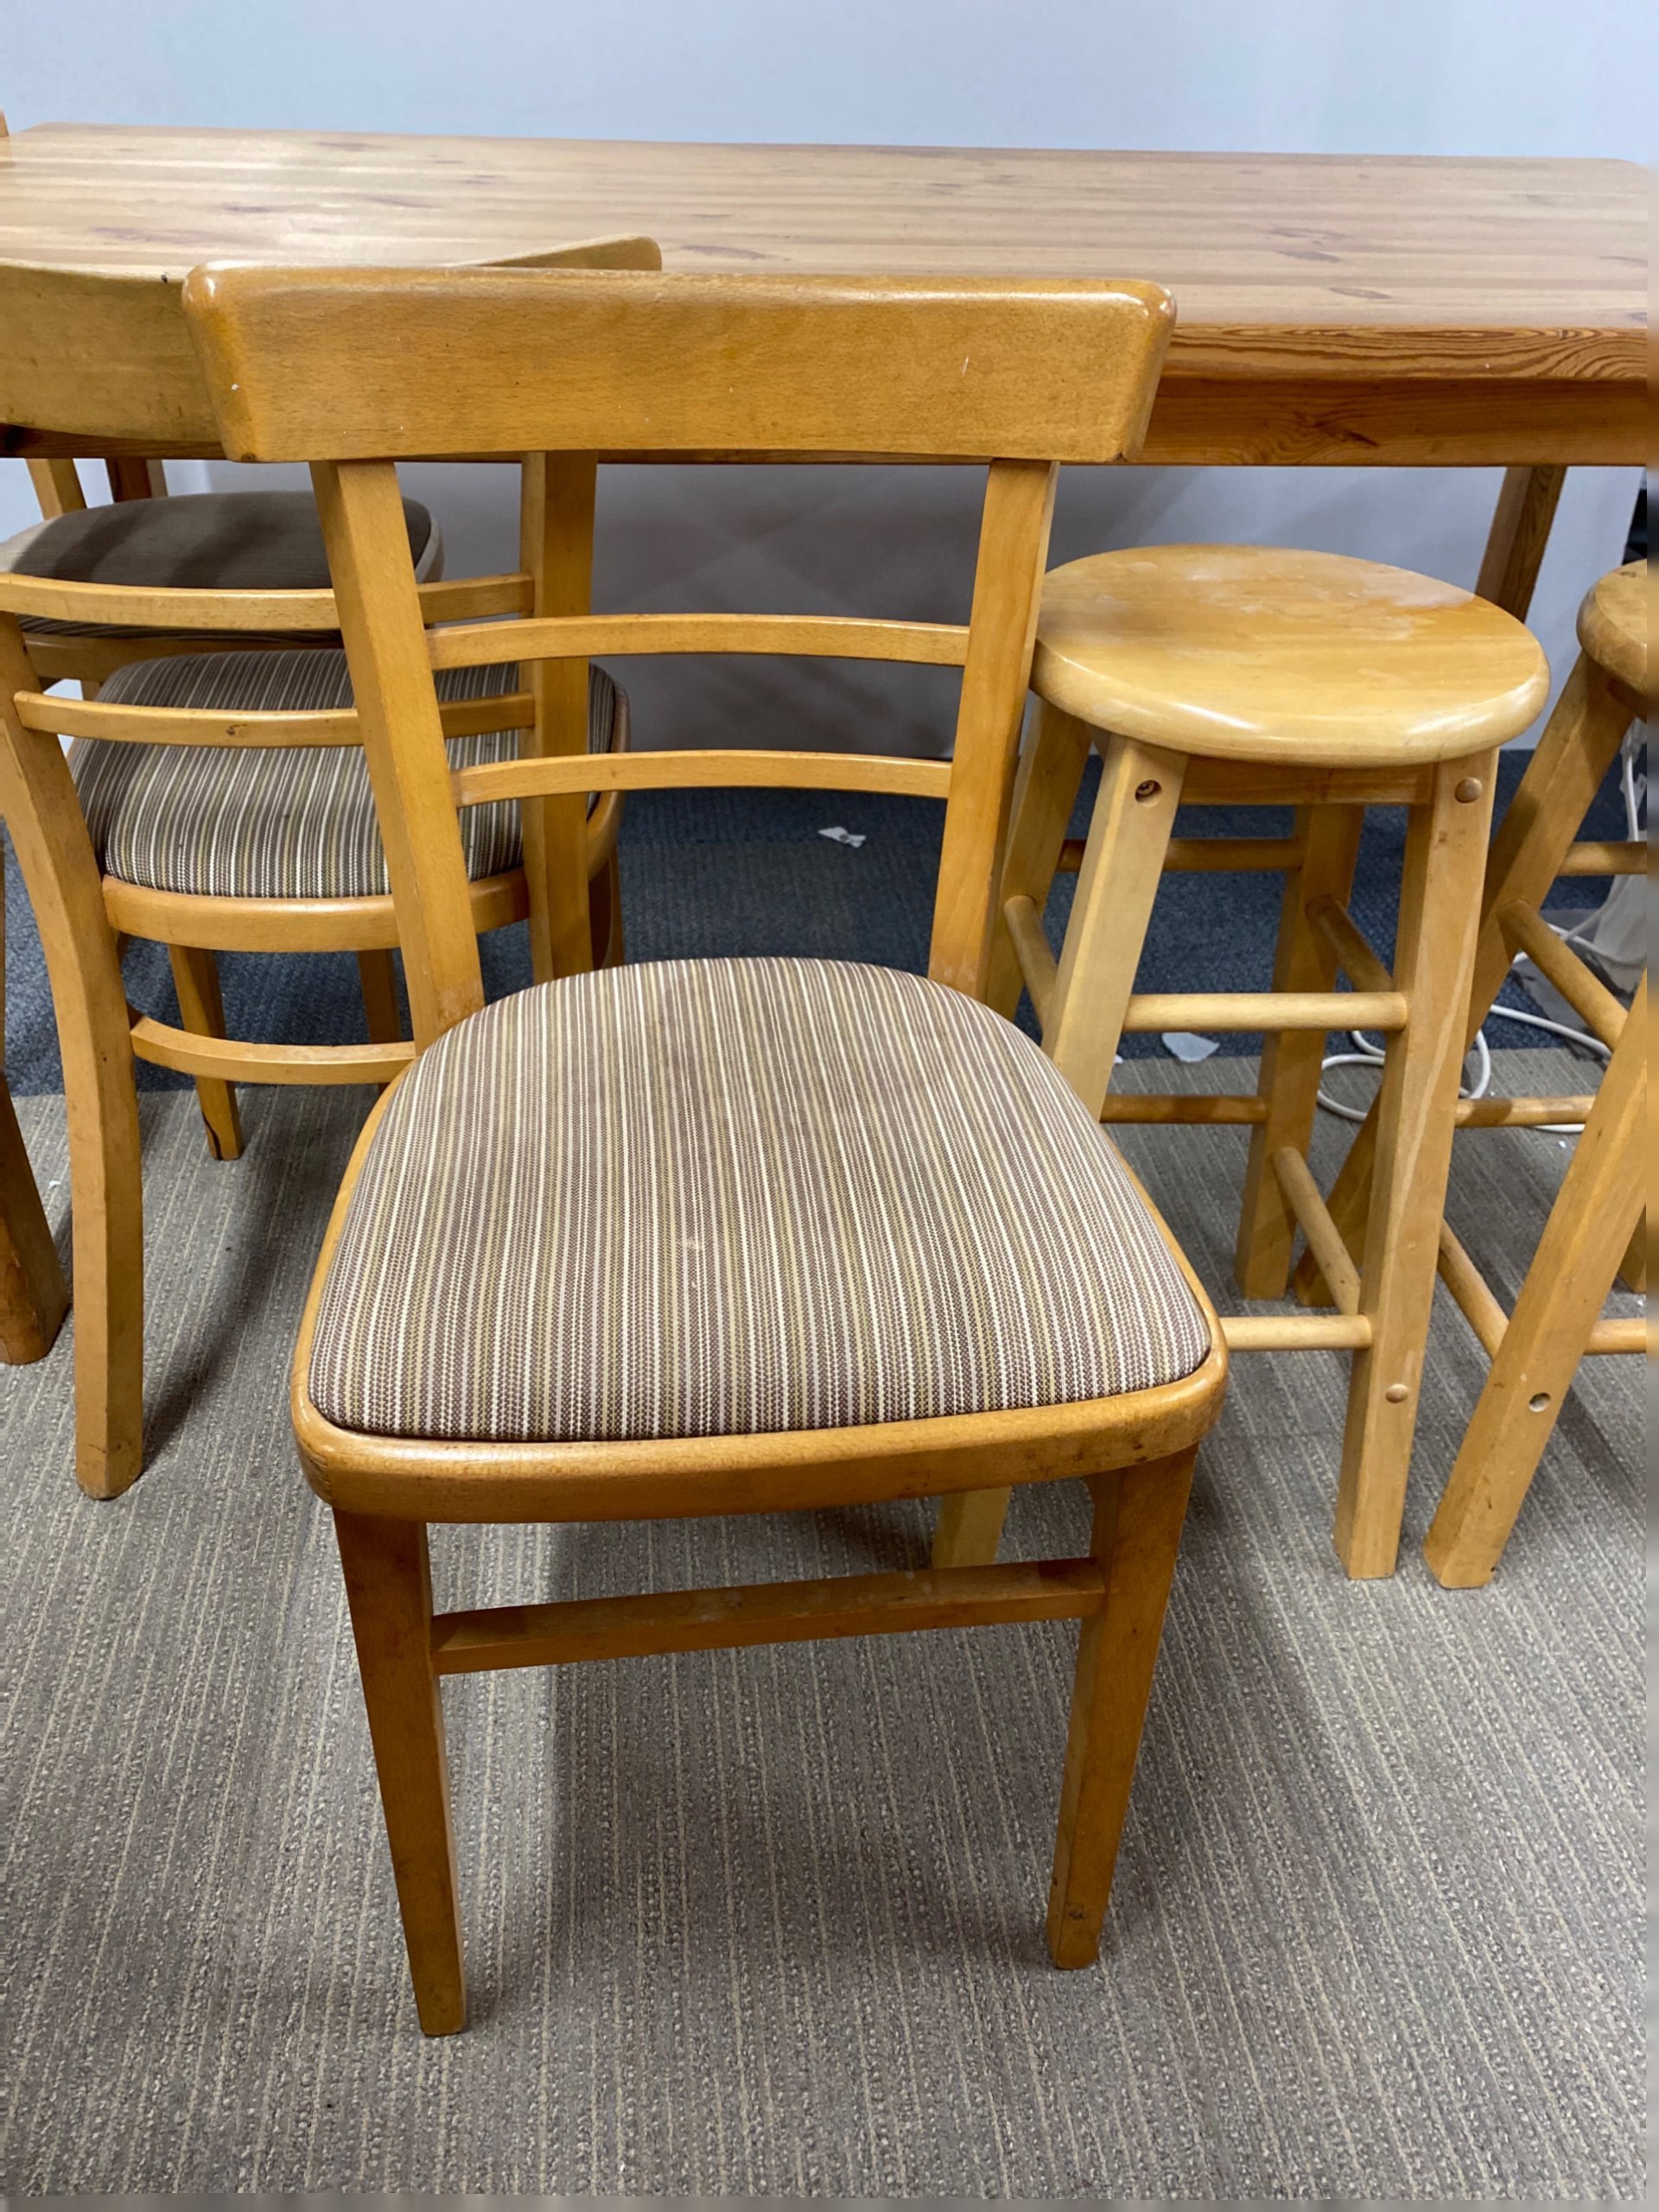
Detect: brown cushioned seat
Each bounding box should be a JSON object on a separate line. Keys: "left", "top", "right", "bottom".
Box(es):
{"left": 0, "top": 489, "right": 440, "bottom": 637}
{"left": 307, "top": 957, "right": 1212, "bottom": 1446}
{"left": 71, "top": 648, "right": 625, "bottom": 899}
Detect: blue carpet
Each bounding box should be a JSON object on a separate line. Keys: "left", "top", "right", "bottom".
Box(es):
{"left": 2, "top": 747, "right": 1630, "bottom": 1095}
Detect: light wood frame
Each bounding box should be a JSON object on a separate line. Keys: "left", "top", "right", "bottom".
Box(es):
{"left": 1416, "top": 569, "right": 1647, "bottom": 1583}
{"left": 1294, "top": 595, "right": 1649, "bottom": 1309}
{"left": 978, "top": 715, "right": 1501, "bottom": 1580}
{"left": 171, "top": 262, "right": 1232, "bottom": 2032}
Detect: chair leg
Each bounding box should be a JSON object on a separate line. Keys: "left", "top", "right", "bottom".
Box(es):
{"left": 588, "top": 849, "right": 626, "bottom": 969}
{"left": 1424, "top": 982, "right": 1645, "bottom": 1587}
{"left": 1, "top": 655, "right": 146, "bottom": 1497}
{"left": 931, "top": 1484, "right": 1014, "bottom": 1570}
{"left": 1334, "top": 755, "right": 1497, "bottom": 1578}
{"left": 1234, "top": 805, "right": 1363, "bottom": 1299}
{"left": 356, "top": 949, "right": 404, "bottom": 1044}
{"left": 1, "top": 1070, "right": 69, "bottom": 1362}
{"left": 933, "top": 730, "right": 1182, "bottom": 1573}
{"left": 167, "top": 945, "right": 245, "bottom": 1161}
{"left": 1047, "top": 1445, "right": 1197, "bottom": 1968}
{"left": 985, "top": 698, "right": 1093, "bottom": 1020}
{"left": 1294, "top": 654, "right": 1633, "bottom": 1308}
{"left": 332, "top": 1511, "right": 466, "bottom": 2037}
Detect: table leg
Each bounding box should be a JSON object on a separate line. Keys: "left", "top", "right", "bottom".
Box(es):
{"left": 1474, "top": 465, "right": 1566, "bottom": 620}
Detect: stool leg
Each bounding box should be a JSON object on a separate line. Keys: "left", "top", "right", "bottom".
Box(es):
{"left": 1424, "top": 982, "right": 1644, "bottom": 1586}
{"left": 1294, "top": 654, "right": 1633, "bottom": 1307}
{"left": 1235, "top": 805, "right": 1363, "bottom": 1298}
{"left": 333, "top": 1512, "right": 467, "bottom": 2036}
{"left": 932, "top": 734, "right": 1182, "bottom": 1574}
{"left": 1335, "top": 753, "right": 1496, "bottom": 1579}
{"left": 986, "top": 699, "right": 1093, "bottom": 1020}
{"left": 356, "top": 949, "right": 403, "bottom": 1044}
{"left": 1046, "top": 734, "right": 1185, "bottom": 1116}
{"left": 167, "top": 945, "right": 245, "bottom": 1162}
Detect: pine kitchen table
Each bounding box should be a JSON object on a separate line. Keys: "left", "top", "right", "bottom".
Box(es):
{"left": 0, "top": 125, "right": 1644, "bottom": 614}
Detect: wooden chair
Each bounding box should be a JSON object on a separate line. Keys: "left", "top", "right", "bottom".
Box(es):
{"left": 0, "top": 252, "right": 653, "bottom": 1499}
{"left": 153, "top": 259, "right": 1231, "bottom": 2034}
{"left": 1422, "top": 563, "right": 1647, "bottom": 1585}
{"left": 947, "top": 544, "right": 1549, "bottom": 1581}
{"left": 1, "top": 243, "right": 658, "bottom": 1149}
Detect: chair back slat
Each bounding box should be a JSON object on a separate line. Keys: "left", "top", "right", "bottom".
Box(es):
{"left": 180, "top": 266, "right": 1173, "bottom": 1040}
{"left": 0, "top": 568, "right": 531, "bottom": 632}
{"left": 448, "top": 747, "right": 953, "bottom": 811}
{"left": 426, "top": 611, "right": 971, "bottom": 671}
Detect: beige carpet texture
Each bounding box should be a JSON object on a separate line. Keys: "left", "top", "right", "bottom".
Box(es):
{"left": 0, "top": 1052, "right": 1643, "bottom": 2199}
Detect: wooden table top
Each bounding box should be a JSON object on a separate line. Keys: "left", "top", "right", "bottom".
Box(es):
{"left": 0, "top": 126, "right": 1643, "bottom": 463}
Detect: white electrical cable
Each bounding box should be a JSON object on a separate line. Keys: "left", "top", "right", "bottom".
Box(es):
{"left": 1316, "top": 943, "right": 1608, "bottom": 1132}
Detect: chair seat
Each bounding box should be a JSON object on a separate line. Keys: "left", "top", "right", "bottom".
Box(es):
{"left": 306, "top": 957, "right": 1212, "bottom": 1446}
{"left": 1033, "top": 545, "right": 1549, "bottom": 765}
{"left": 71, "top": 648, "right": 625, "bottom": 900}
{"left": 1577, "top": 560, "right": 1645, "bottom": 695}
{"left": 0, "top": 489, "right": 440, "bottom": 637}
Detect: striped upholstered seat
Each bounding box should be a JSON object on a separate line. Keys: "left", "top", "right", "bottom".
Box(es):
{"left": 0, "top": 490, "right": 440, "bottom": 639}
{"left": 71, "top": 649, "right": 626, "bottom": 900}
{"left": 308, "top": 957, "right": 1212, "bottom": 1445}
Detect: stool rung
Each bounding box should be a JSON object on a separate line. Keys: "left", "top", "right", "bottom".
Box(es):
{"left": 1587, "top": 1318, "right": 1645, "bottom": 1355}
{"left": 1056, "top": 835, "right": 1301, "bottom": 877}
{"left": 1220, "top": 1313, "right": 1374, "bottom": 1351}
{"left": 1498, "top": 903, "right": 1628, "bottom": 1050}
{"left": 1271, "top": 1147, "right": 1361, "bottom": 1316}
{"left": 1307, "top": 896, "right": 1395, "bottom": 997}
{"left": 1100, "top": 1094, "right": 1268, "bottom": 1125}
{"left": 1122, "top": 989, "right": 1408, "bottom": 1033}
{"left": 1558, "top": 841, "right": 1646, "bottom": 877}
{"left": 1438, "top": 1223, "right": 1643, "bottom": 1362}
{"left": 1002, "top": 893, "right": 1057, "bottom": 1025}
{"left": 1436, "top": 1223, "right": 1508, "bottom": 1358}
{"left": 1455, "top": 1095, "right": 1595, "bottom": 1128}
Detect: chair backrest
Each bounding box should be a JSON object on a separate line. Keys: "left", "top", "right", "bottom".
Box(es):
{"left": 179, "top": 264, "right": 1173, "bottom": 1034}
{"left": 0, "top": 239, "right": 664, "bottom": 457}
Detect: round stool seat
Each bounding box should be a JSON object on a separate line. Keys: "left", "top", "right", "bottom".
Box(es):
{"left": 1576, "top": 560, "right": 1646, "bottom": 696}
{"left": 1033, "top": 545, "right": 1549, "bottom": 766}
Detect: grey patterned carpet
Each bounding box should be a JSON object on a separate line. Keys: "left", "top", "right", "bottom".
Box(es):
{"left": 1, "top": 1051, "right": 1641, "bottom": 2198}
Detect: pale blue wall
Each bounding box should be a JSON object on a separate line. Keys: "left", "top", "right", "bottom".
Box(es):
{"left": 3, "top": 1, "right": 1646, "bottom": 749}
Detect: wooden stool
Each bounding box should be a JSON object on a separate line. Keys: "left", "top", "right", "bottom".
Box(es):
{"left": 935, "top": 545, "right": 1548, "bottom": 1580}
{"left": 1421, "top": 563, "right": 1647, "bottom": 1586}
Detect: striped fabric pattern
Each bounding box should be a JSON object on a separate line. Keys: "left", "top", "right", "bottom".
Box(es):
{"left": 308, "top": 957, "right": 1211, "bottom": 1444}
{"left": 71, "top": 649, "right": 624, "bottom": 900}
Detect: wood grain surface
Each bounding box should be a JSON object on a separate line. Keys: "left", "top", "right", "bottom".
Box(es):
{"left": 0, "top": 126, "right": 1643, "bottom": 463}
